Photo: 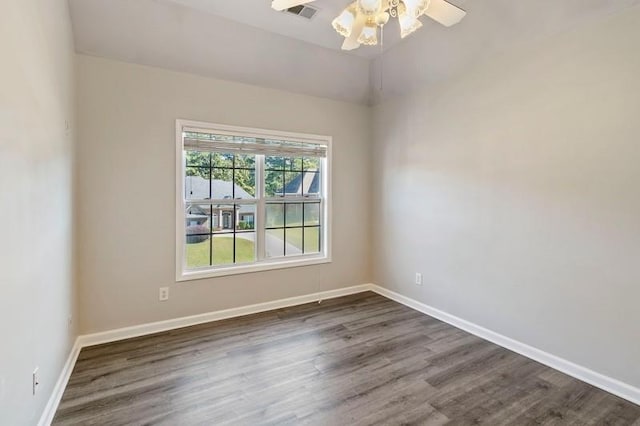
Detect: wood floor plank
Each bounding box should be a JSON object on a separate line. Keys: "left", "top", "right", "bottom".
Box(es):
{"left": 53, "top": 292, "right": 640, "bottom": 425}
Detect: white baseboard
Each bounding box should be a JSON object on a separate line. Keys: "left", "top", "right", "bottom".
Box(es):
{"left": 78, "top": 284, "right": 373, "bottom": 348}
{"left": 38, "top": 282, "right": 638, "bottom": 425}
{"left": 369, "top": 284, "right": 640, "bottom": 406}
{"left": 38, "top": 337, "right": 82, "bottom": 426}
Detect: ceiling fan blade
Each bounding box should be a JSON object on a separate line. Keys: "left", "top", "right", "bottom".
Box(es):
{"left": 341, "top": 12, "right": 366, "bottom": 51}
{"left": 271, "top": 0, "right": 315, "bottom": 12}
{"left": 423, "top": 0, "right": 466, "bottom": 27}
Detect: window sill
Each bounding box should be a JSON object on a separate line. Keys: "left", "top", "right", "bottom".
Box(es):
{"left": 176, "top": 255, "right": 331, "bottom": 282}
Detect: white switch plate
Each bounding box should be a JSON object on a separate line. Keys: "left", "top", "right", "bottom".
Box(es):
{"left": 415, "top": 273, "right": 423, "bottom": 286}
{"left": 159, "top": 287, "right": 169, "bottom": 301}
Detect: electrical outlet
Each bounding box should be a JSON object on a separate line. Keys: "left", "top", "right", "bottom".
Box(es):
{"left": 32, "top": 368, "right": 39, "bottom": 395}
{"left": 415, "top": 273, "right": 423, "bottom": 286}
{"left": 159, "top": 287, "right": 169, "bottom": 301}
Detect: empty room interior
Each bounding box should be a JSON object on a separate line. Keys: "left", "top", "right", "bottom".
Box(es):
{"left": 2, "top": 0, "right": 640, "bottom": 424}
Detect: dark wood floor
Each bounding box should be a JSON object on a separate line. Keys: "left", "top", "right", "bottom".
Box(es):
{"left": 54, "top": 292, "right": 640, "bottom": 425}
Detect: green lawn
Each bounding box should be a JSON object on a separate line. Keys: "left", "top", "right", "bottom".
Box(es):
{"left": 186, "top": 236, "right": 255, "bottom": 268}
{"left": 284, "top": 227, "right": 320, "bottom": 253}
{"left": 186, "top": 227, "right": 320, "bottom": 268}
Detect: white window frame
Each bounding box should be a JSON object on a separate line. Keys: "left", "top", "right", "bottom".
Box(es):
{"left": 175, "top": 119, "right": 332, "bottom": 281}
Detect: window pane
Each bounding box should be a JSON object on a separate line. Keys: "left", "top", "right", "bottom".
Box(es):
{"left": 234, "top": 154, "right": 255, "bottom": 169}
{"left": 302, "top": 172, "right": 320, "bottom": 196}
{"left": 185, "top": 167, "right": 211, "bottom": 200}
{"left": 235, "top": 232, "right": 256, "bottom": 264}
{"left": 266, "top": 229, "right": 284, "bottom": 258}
{"left": 237, "top": 205, "right": 256, "bottom": 231}
{"left": 304, "top": 203, "right": 320, "bottom": 226}
{"left": 185, "top": 204, "right": 212, "bottom": 232}
{"left": 212, "top": 168, "right": 234, "bottom": 199}
{"left": 265, "top": 170, "right": 284, "bottom": 197}
{"left": 212, "top": 234, "right": 235, "bottom": 266}
{"left": 304, "top": 227, "right": 320, "bottom": 254}
{"left": 285, "top": 203, "right": 303, "bottom": 227}
{"left": 212, "top": 152, "right": 233, "bottom": 168}
{"left": 286, "top": 228, "right": 303, "bottom": 255}
{"left": 303, "top": 157, "right": 320, "bottom": 172}
{"left": 265, "top": 156, "right": 285, "bottom": 170}
{"left": 234, "top": 154, "right": 256, "bottom": 198}
{"left": 185, "top": 203, "right": 212, "bottom": 269}
{"left": 234, "top": 169, "right": 255, "bottom": 198}
{"left": 209, "top": 204, "right": 234, "bottom": 232}
{"left": 284, "top": 171, "right": 302, "bottom": 196}
{"left": 186, "top": 151, "right": 210, "bottom": 168}
{"left": 266, "top": 204, "right": 284, "bottom": 228}
{"left": 288, "top": 157, "right": 303, "bottom": 171}
{"left": 185, "top": 235, "right": 211, "bottom": 269}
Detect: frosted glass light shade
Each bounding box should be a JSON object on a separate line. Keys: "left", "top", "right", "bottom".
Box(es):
{"left": 358, "top": 25, "right": 378, "bottom": 45}
{"left": 402, "top": 0, "right": 430, "bottom": 15}
{"left": 332, "top": 9, "right": 355, "bottom": 37}
{"left": 399, "top": 10, "right": 423, "bottom": 38}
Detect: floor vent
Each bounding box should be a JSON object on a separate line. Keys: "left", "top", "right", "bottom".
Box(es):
{"left": 285, "top": 4, "right": 318, "bottom": 20}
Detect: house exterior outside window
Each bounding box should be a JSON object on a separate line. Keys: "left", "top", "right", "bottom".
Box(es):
{"left": 176, "top": 120, "right": 331, "bottom": 281}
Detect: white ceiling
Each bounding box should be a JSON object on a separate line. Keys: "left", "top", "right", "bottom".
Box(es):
{"left": 371, "top": 0, "right": 640, "bottom": 99}
{"left": 161, "top": 0, "right": 396, "bottom": 58}
{"left": 69, "top": 0, "right": 640, "bottom": 104}
{"left": 159, "top": 0, "right": 469, "bottom": 58}
{"left": 69, "top": 0, "right": 372, "bottom": 103}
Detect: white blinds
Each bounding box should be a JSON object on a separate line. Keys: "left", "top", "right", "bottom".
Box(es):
{"left": 183, "top": 131, "right": 328, "bottom": 158}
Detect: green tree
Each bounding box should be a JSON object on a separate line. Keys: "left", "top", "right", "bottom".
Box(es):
{"left": 186, "top": 152, "right": 254, "bottom": 197}
{"left": 186, "top": 152, "right": 319, "bottom": 198}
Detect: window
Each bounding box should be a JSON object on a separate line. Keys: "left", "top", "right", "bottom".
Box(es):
{"left": 176, "top": 120, "right": 331, "bottom": 280}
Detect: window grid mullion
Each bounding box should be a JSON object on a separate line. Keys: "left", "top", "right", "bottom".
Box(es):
{"left": 182, "top": 147, "right": 325, "bottom": 273}
{"left": 263, "top": 197, "right": 320, "bottom": 203}
{"left": 208, "top": 153, "right": 212, "bottom": 200}
{"left": 209, "top": 203, "right": 213, "bottom": 266}
{"left": 187, "top": 199, "right": 257, "bottom": 205}
{"left": 232, "top": 155, "right": 236, "bottom": 264}
{"left": 233, "top": 205, "right": 237, "bottom": 264}
{"left": 256, "top": 155, "right": 266, "bottom": 262}
{"left": 232, "top": 154, "right": 236, "bottom": 199}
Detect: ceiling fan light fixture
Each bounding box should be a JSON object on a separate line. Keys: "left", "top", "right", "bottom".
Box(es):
{"left": 399, "top": 8, "right": 423, "bottom": 38}
{"left": 357, "top": 0, "right": 382, "bottom": 15}
{"left": 358, "top": 24, "right": 378, "bottom": 45}
{"left": 323, "top": 0, "right": 464, "bottom": 49}
{"left": 375, "top": 11, "right": 390, "bottom": 26}
{"left": 332, "top": 7, "right": 356, "bottom": 37}
{"left": 402, "top": 0, "right": 430, "bottom": 16}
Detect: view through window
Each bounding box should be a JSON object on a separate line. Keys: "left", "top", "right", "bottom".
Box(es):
{"left": 177, "top": 122, "right": 330, "bottom": 279}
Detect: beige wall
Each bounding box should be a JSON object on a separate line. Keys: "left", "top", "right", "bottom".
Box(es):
{"left": 75, "top": 55, "right": 372, "bottom": 334}
{"left": 372, "top": 8, "right": 640, "bottom": 388}
{"left": 3, "top": 1, "right": 639, "bottom": 421}
{"left": 0, "top": 0, "right": 77, "bottom": 424}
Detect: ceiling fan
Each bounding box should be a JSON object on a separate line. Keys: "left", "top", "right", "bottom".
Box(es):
{"left": 271, "top": 0, "right": 466, "bottom": 50}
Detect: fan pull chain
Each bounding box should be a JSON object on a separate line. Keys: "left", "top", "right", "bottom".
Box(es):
{"left": 379, "top": 24, "right": 384, "bottom": 92}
